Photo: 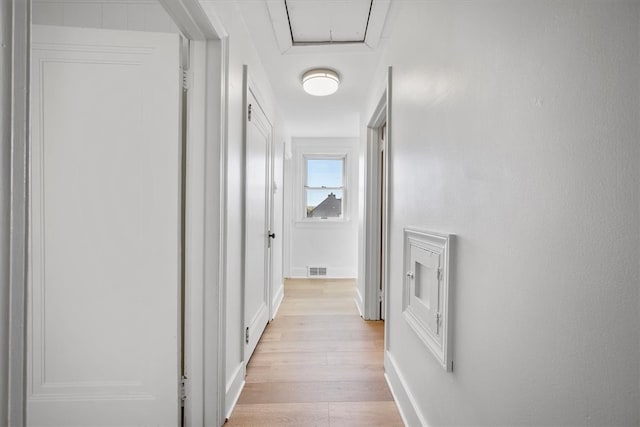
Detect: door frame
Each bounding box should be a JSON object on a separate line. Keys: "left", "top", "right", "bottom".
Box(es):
{"left": 3, "top": 1, "right": 30, "bottom": 425}
{"left": 3, "top": 1, "right": 232, "bottom": 426}
{"left": 152, "top": 3, "right": 231, "bottom": 426}
{"left": 363, "top": 67, "right": 392, "bottom": 325}
{"left": 240, "top": 66, "right": 274, "bottom": 366}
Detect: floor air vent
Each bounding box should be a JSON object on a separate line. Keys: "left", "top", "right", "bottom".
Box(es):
{"left": 307, "top": 266, "right": 328, "bottom": 277}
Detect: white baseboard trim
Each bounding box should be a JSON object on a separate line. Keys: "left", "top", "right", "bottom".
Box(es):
{"left": 354, "top": 286, "right": 364, "bottom": 317}
{"left": 271, "top": 282, "right": 284, "bottom": 320}
{"left": 289, "top": 266, "right": 357, "bottom": 279}
{"left": 384, "top": 351, "right": 428, "bottom": 427}
{"left": 225, "top": 362, "right": 245, "bottom": 420}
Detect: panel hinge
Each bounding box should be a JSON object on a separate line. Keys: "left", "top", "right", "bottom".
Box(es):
{"left": 378, "top": 289, "right": 384, "bottom": 302}
{"left": 247, "top": 104, "right": 252, "bottom": 121}
{"left": 180, "top": 375, "right": 188, "bottom": 405}
{"left": 437, "top": 268, "right": 443, "bottom": 281}
{"left": 181, "top": 69, "right": 192, "bottom": 91}
{"left": 245, "top": 326, "right": 250, "bottom": 344}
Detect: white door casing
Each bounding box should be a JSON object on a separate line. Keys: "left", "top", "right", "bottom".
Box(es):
{"left": 363, "top": 78, "right": 391, "bottom": 322}
{"left": 243, "top": 81, "right": 273, "bottom": 364}
{"left": 28, "top": 25, "right": 181, "bottom": 425}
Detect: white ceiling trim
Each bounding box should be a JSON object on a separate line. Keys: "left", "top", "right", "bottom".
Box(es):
{"left": 265, "top": 0, "right": 390, "bottom": 55}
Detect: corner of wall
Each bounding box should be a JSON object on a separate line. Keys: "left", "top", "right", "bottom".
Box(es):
{"left": 271, "top": 281, "right": 285, "bottom": 319}
{"left": 225, "top": 362, "right": 245, "bottom": 420}
{"left": 354, "top": 285, "right": 364, "bottom": 317}
{"left": 384, "top": 351, "right": 428, "bottom": 427}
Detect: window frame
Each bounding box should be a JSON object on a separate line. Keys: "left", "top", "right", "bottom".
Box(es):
{"left": 301, "top": 154, "right": 348, "bottom": 222}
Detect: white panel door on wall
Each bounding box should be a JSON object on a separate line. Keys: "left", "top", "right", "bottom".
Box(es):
{"left": 243, "top": 87, "right": 273, "bottom": 363}
{"left": 28, "top": 25, "right": 181, "bottom": 426}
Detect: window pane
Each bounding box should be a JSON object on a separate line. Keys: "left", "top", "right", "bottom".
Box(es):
{"left": 306, "top": 189, "right": 343, "bottom": 218}
{"left": 306, "top": 159, "right": 343, "bottom": 187}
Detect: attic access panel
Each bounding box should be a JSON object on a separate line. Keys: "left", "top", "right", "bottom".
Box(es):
{"left": 284, "top": 0, "right": 373, "bottom": 45}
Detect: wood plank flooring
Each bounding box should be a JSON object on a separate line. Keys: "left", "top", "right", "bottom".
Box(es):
{"left": 225, "top": 278, "right": 403, "bottom": 426}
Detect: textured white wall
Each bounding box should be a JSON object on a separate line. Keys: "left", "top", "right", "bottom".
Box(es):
{"left": 200, "top": 1, "right": 283, "bottom": 417}
{"left": 32, "top": 0, "right": 178, "bottom": 33}
{"left": 285, "top": 138, "right": 359, "bottom": 279}
{"left": 369, "top": 1, "right": 640, "bottom": 425}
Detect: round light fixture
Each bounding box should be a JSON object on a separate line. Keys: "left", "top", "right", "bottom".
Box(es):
{"left": 302, "top": 68, "right": 340, "bottom": 96}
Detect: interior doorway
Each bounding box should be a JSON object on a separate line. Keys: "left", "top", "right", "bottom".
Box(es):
{"left": 363, "top": 72, "right": 391, "bottom": 323}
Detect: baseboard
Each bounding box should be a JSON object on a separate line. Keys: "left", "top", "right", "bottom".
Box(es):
{"left": 354, "top": 286, "right": 364, "bottom": 317}
{"left": 384, "top": 351, "right": 428, "bottom": 427}
{"left": 271, "top": 282, "right": 284, "bottom": 319}
{"left": 289, "top": 266, "right": 357, "bottom": 279}
{"left": 225, "top": 362, "right": 245, "bottom": 420}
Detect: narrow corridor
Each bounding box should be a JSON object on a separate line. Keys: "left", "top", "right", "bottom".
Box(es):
{"left": 226, "top": 279, "right": 403, "bottom": 426}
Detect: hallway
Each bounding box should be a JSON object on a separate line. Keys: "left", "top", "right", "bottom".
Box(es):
{"left": 226, "top": 279, "right": 403, "bottom": 426}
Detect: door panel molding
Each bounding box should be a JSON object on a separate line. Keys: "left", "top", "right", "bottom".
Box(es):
{"left": 5, "top": 1, "right": 230, "bottom": 425}
{"left": 27, "top": 25, "right": 181, "bottom": 425}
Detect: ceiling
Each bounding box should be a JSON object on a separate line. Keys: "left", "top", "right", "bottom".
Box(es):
{"left": 32, "top": 0, "right": 180, "bottom": 34}
{"left": 220, "top": 0, "right": 395, "bottom": 138}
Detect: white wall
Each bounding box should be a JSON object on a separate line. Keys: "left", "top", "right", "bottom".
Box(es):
{"left": 200, "top": 1, "right": 284, "bottom": 418}
{"left": 284, "top": 137, "right": 359, "bottom": 279}
{"left": 368, "top": 1, "right": 640, "bottom": 425}
{"left": 32, "top": 0, "right": 178, "bottom": 33}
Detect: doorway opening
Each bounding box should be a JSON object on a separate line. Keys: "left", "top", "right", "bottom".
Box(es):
{"left": 363, "top": 74, "right": 391, "bottom": 325}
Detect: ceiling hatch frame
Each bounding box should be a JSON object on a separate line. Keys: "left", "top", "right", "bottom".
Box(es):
{"left": 284, "top": 0, "right": 373, "bottom": 46}
{"left": 266, "top": 0, "right": 391, "bottom": 54}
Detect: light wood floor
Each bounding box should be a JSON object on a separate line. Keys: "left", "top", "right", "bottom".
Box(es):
{"left": 225, "top": 278, "right": 403, "bottom": 426}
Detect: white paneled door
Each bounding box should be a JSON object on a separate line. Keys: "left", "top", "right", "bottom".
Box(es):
{"left": 243, "top": 87, "right": 273, "bottom": 363}
{"left": 28, "top": 26, "right": 181, "bottom": 426}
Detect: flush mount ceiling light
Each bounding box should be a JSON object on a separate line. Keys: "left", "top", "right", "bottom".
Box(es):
{"left": 302, "top": 68, "right": 340, "bottom": 96}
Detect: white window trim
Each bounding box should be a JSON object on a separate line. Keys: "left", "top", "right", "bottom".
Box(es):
{"left": 298, "top": 153, "right": 350, "bottom": 223}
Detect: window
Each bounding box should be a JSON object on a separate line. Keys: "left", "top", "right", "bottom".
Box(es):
{"left": 304, "top": 156, "right": 345, "bottom": 219}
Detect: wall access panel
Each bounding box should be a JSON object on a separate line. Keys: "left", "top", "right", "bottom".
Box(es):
{"left": 403, "top": 228, "right": 453, "bottom": 371}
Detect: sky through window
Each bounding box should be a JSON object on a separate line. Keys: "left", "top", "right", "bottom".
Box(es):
{"left": 306, "top": 159, "right": 344, "bottom": 206}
